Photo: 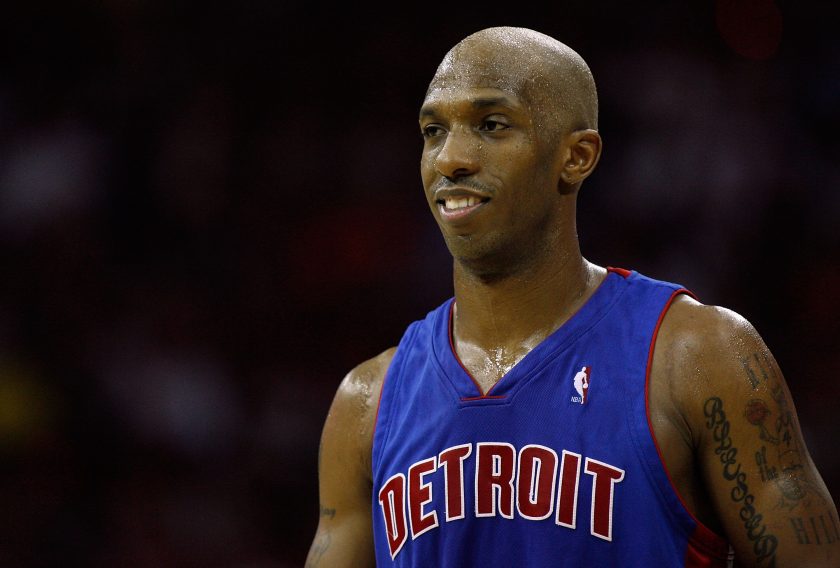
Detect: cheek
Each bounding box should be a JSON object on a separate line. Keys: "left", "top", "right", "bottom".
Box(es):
{"left": 502, "top": 156, "right": 547, "bottom": 192}
{"left": 420, "top": 151, "right": 437, "bottom": 189}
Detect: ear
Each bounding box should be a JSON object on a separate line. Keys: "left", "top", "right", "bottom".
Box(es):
{"left": 559, "top": 129, "right": 602, "bottom": 189}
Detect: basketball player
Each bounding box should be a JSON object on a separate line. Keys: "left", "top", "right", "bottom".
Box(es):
{"left": 306, "top": 27, "right": 838, "bottom": 567}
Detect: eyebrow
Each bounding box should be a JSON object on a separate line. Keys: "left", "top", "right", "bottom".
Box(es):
{"left": 471, "top": 96, "right": 517, "bottom": 109}
{"left": 419, "top": 96, "right": 519, "bottom": 119}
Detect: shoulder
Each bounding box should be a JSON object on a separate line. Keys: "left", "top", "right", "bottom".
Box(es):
{"left": 652, "top": 293, "right": 782, "bottom": 431}
{"left": 662, "top": 291, "right": 759, "bottom": 339}
{"left": 657, "top": 294, "right": 768, "bottom": 377}
{"left": 332, "top": 346, "right": 397, "bottom": 426}
{"left": 323, "top": 347, "right": 397, "bottom": 479}
{"left": 335, "top": 347, "right": 397, "bottom": 412}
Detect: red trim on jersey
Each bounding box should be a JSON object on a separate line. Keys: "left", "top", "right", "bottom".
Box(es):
{"left": 644, "top": 288, "right": 732, "bottom": 566}
{"left": 606, "top": 266, "right": 632, "bottom": 278}
{"left": 448, "top": 301, "right": 507, "bottom": 399}
{"left": 449, "top": 269, "right": 616, "bottom": 399}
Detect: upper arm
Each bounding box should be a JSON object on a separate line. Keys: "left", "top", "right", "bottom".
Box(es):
{"left": 663, "top": 298, "right": 839, "bottom": 567}
{"left": 306, "top": 348, "right": 396, "bottom": 568}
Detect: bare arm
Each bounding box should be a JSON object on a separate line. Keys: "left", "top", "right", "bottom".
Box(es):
{"left": 305, "top": 348, "right": 395, "bottom": 568}
{"left": 657, "top": 297, "right": 838, "bottom": 567}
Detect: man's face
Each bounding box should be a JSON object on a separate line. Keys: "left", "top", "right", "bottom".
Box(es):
{"left": 419, "top": 75, "right": 565, "bottom": 272}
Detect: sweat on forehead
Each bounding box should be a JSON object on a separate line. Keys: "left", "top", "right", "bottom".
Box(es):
{"left": 427, "top": 27, "right": 598, "bottom": 130}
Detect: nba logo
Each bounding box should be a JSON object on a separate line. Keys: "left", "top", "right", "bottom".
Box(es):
{"left": 571, "top": 366, "right": 590, "bottom": 404}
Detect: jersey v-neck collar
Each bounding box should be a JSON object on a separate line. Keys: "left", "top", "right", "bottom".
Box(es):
{"left": 430, "top": 269, "right": 630, "bottom": 404}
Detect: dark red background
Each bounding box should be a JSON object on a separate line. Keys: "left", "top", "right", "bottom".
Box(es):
{"left": 1, "top": 2, "right": 837, "bottom": 566}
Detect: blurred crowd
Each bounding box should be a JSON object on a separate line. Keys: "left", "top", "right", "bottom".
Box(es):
{"left": 1, "top": 2, "right": 837, "bottom": 566}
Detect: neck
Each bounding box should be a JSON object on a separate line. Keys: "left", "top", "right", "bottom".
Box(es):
{"left": 452, "top": 242, "right": 604, "bottom": 357}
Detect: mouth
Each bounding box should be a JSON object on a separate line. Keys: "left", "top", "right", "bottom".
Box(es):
{"left": 434, "top": 190, "right": 491, "bottom": 221}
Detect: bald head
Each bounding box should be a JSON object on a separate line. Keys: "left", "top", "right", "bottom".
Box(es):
{"left": 428, "top": 27, "right": 598, "bottom": 135}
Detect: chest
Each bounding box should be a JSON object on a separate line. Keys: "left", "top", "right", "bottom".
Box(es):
{"left": 371, "top": 346, "right": 676, "bottom": 565}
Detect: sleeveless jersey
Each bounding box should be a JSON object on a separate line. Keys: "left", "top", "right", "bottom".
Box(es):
{"left": 371, "top": 268, "right": 732, "bottom": 567}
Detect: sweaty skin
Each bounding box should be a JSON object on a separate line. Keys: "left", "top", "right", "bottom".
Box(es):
{"left": 306, "top": 27, "right": 838, "bottom": 567}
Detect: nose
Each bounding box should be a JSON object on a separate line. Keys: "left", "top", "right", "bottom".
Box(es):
{"left": 434, "top": 129, "right": 479, "bottom": 179}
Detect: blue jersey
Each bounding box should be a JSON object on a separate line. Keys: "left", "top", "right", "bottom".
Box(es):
{"left": 371, "top": 268, "right": 732, "bottom": 567}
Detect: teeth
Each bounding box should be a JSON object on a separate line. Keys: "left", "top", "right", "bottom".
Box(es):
{"left": 444, "top": 196, "right": 479, "bottom": 210}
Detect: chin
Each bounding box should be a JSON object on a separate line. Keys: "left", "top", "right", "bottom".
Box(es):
{"left": 447, "top": 235, "right": 523, "bottom": 282}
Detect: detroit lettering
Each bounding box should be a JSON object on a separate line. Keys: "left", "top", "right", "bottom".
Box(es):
{"left": 377, "top": 442, "right": 625, "bottom": 559}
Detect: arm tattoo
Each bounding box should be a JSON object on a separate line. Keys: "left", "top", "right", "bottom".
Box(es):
{"left": 704, "top": 396, "right": 778, "bottom": 566}
{"left": 789, "top": 511, "right": 840, "bottom": 545}
{"left": 741, "top": 351, "right": 825, "bottom": 510}
{"left": 747, "top": 397, "right": 807, "bottom": 507}
{"left": 740, "top": 351, "right": 834, "bottom": 551}
{"left": 306, "top": 531, "right": 331, "bottom": 568}
{"left": 740, "top": 352, "right": 780, "bottom": 391}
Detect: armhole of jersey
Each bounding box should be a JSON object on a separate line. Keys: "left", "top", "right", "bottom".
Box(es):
{"left": 644, "top": 288, "right": 731, "bottom": 563}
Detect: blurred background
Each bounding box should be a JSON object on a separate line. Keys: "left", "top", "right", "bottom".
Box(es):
{"left": 1, "top": 1, "right": 837, "bottom": 566}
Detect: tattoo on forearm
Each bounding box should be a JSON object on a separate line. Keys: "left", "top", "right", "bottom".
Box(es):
{"left": 704, "top": 396, "right": 778, "bottom": 566}
{"left": 320, "top": 505, "right": 336, "bottom": 519}
{"left": 306, "top": 531, "right": 331, "bottom": 567}
{"left": 789, "top": 511, "right": 840, "bottom": 545}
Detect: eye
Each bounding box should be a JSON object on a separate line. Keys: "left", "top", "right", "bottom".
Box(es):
{"left": 479, "top": 119, "right": 510, "bottom": 132}
{"left": 422, "top": 124, "right": 445, "bottom": 138}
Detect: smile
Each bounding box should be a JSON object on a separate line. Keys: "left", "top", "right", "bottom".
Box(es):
{"left": 437, "top": 196, "right": 490, "bottom": 221}
{"left": 443, "top": 196, "right": 482, "bottom": 210}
